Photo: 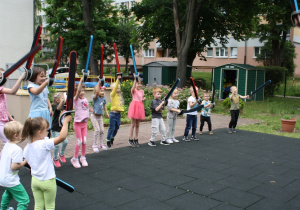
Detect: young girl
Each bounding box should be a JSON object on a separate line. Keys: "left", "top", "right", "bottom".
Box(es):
{"left": 199, "top": 92, "right": 213, "bottom": 135}
{"left": 22, "top": 115, "right": 72, "bottom": 210}
{"left": 91, "top": 81, "right": 109, "bottom": 153}
{"left": 127, "top": 76, "right": 146, "bottom": 147}
{"left": 106, "top": 75, "right": 124, "bottom": 148}
{"left": 0, "top": 68, "right": 26, "bottom": 155}
{"left": 70, "top": 77, "right": 90, "bottom": 168}
{"left": 51, "top": 92, "right": 68, "bottom": 167}
{"left": 166, "top": 88, "right": 181, "bottom": 143}
{"left": 0, "top": 121, "right": 29, "bottom": 210}
{"left": 27, "top": 67, "right": 52, "bottom": 131}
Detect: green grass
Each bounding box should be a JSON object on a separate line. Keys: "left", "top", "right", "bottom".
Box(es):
{"left": 213, "top": 97, "right": 300, "bottom": 138}
{"left": 274, "top": 76, "right": 300, "bottom": 97}
{"left": 192, "top": 71, "right": 212, "bottom": 90}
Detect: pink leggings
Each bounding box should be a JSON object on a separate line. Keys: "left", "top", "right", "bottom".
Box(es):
{"left": 73, "top": 122, "right": 87, "bottom": 158}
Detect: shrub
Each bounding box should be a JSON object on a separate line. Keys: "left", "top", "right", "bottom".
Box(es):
{"left": 222, "top": 98, "right": 245, "bottom": 111}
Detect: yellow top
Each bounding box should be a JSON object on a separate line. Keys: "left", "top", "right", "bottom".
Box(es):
{"left": 110, "top": 79, "right": 124, "bottom": 112}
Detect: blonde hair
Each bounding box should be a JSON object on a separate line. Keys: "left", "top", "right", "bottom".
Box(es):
{"left": 153, "top": 87, "right": 162, "bottom": 94}
{"left": 22, "top": 117, "right": 49, "bottom": 141}
{"left": 53, "top": 92, "right": 62, "bottom": 105}
{"left": 230, "top": 86, "right": 237, "bottom": 91}
{"left": 4, "top": 121, "right": 23, "bottom": 142}
{"left": 189, "top": 86, "right": 198, "bottom": 94}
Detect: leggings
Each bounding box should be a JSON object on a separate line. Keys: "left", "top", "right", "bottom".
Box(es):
{"left": 51, "top": 130, "right": 68, "bottom": 160}
{"left": 200, "top": 115, "right": 212, "bottom": 131}
{"left": 90, "top": 114, "right": 105, "bottom": 146}
{"left": 229, "top": 110, "right": 240, "bottom": 128}
{"left": 31, "top": 177, "right": 56, "bottom": 210}
{"left": 1, "top": 184, "right": 29, "bottom": 210}
{"left": 73, "top": 121, "right": 87, "bottom": 158}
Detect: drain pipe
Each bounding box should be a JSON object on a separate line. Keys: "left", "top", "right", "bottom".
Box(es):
{"left": 244, "top": 39, "right": 247, "bottom": 64}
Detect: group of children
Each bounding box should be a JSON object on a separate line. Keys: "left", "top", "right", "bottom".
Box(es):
{"left": 0, "top": 65, "right": 248, "bottom": 209}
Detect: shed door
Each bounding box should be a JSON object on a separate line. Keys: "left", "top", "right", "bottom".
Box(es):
{"left": 148, "top": 67, "right": 162, "bottom": 85}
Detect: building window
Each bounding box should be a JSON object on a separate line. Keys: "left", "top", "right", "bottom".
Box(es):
{"left": 130, "top": 1, "right": 135, "bottom": 9}
{"left": 254, "top": 47, "right": 261, "bottom": 57}
{"left": 144, "top": 49, "right": 154, "bottom": 57}
{"left": 230, "top": 47, "right": 237, "bottom": 57}
{"left": 215, "top": 47, "right": 228, "bottom": 57}
{"left": 206, "top": 48, "right": 213, "bottom": 57}
{"left": 121, "top": 2, "right": 129, "bottom": 9}
{"left": 115, "top": 3, "right": 119, "bottom": 8}
{"left": 42, "top": 27, "right": 47, "bottom": 34}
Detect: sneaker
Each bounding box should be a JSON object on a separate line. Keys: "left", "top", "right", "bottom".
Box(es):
{"left": 59, "top": 154, "right": 66, "bottom": 163}
{"left": 70, "top": 157, "right": 81, "bottom": 168}
{"left": 172, "top": 138, "right": 179, "bottom": 143}
{"left": 166, "top": 139, "right": 173, "bottom": 144}
{"left": 5, "top": 208, "right": 14, "bottom": 210}
{"left": 182, "top": 136, "right": 190, "bottom": 142}
{"left": 128, "top": 139, "right": 136, "bottom": 147}
{"left": 209, "top": 131, "right": 214, "bottom": 135}
{"left": 99, "top": 144, "right": 107, "bottom": 150}
{"left": 80, "top": 156, "right": 88, "bottom": 167}
{"left": 199, "top": 131, "right": 203, "bottom": 135}
{"left": 111, "top": 137, "right": 114, "bottom": 145}
{"left": 232, "top": 128, "right": 237, "bottom": 133}
{"left": 134, "top": 139, "right": 140, "bottom": 147}
{"left": 191, "top": 135, "right": 199, "bottom": 141}
{"left": 106, "top": 140, "right": 111, "bottom": 148}
{"left": 92, "top": 145, "right": 99, "bottom": 153}
{"left": 160, "top": 141, "right": 170, "bottom": 145}
{"left": 52, "top": 158, "right": 61, "bottom": 168}
{"left": 228, "top": 128, "right": 233, "bottom": 134}
{"left": 148, "top": 141, "right": 156, "bottom": 147}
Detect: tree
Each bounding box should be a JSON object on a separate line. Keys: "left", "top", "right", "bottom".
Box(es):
{"left": 134, "top": 0, "right": 260, "bottom": 87}
{"left": 115, "top": 6, "right": 140, "bottom": 74}
{"left": 256, "top": 0, "right": 296, "bottom": 76}
{"left": 44, "top": 0, "right": 119, "bottom": 75}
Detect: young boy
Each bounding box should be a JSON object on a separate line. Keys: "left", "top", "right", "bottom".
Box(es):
{"left": 148, "top": 87, "right": 169, "bottom": 146}
{"left": 183, "top": 86, "right": 201, "bottom": 141}
{"left": 0, "top": 121, "right": 29, "bottom": 210}
{"left": 199, "top": 92, "right": 214, "bottom": 135}
{"left": 228, "top": 86, "right": 249, "bottom": 134}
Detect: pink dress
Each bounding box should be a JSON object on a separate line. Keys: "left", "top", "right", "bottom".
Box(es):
{"left": 127, "top": 88, "right": 145, "bottom": 120}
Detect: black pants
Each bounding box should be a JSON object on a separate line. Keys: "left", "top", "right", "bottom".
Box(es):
{"left": 200, "top": 115, "right": 212, "bottom": 131}
{"left": 229, "top": 110, "right": 240, "bottom": 128}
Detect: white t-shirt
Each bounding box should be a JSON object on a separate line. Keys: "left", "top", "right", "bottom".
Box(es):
{"left": 187, "top": 96, "right": 198, "bottom": 115}
{"left": 0, "top": 142, "right": 23, "bottom": 187}
{"left": 23, "top": 137, "right": 55, "bottom": 181}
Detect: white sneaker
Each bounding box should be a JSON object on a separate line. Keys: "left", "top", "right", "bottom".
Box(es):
{"left": 172, "top": 138, "right": 179, "bottom": 143}
{"left": 166, "top": 139, "right": 173, "bottom": 144}
{"left": 100, "top": 144, "right": 108, "bottom": 150}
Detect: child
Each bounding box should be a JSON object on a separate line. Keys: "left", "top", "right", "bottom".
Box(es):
{"left": 91, "top": 81, "right": 109, "bottom": 153}
{"left": 182, "top": 86, "right": 200, "bottom": 141}
{"left": 148, "top": 87, "right": 169, "bottom": 146}
{"left": 70, "top": 77, "right": 90, "bottom": 168}
{"left": 23, "top": 115, "right": 72, "bottom": 210}
{"left": 51, "top": 92, "right": 68, "bottom": 167}
{"left": 106, "top": 75, "right": 124, "bottom": 148}
{"left": 127, "top": 75, "right": 146, "bottom": 147}
{"left": 0, "top": 68, "right": 26, "bottom": 153}
{"left": 228, "top": 86, "right": 249, "bottom": 134}
{"left": 166, "top": 88, "right": 181, "bottom": 143}
{"left": 199, "top": 92, "right": 213, "bottom": 135}
{"left": 0, "top": 121, "right": 29, "bottom": 210}
{"left": 27, "top": 67, "right": 52, "bottom": 131}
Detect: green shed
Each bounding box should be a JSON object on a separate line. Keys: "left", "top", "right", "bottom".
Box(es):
{"left": 143, "top": 61, "right": 191, "bottom": 86}
{"left": 213, "top": 63, "right": 266, "bottom": 101}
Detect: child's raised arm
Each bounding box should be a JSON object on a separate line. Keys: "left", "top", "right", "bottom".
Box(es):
{"left": 29, "top": 80, "right": 49, "bottom": 95}
{"left": 1, "top": 72, "right": 26, "bottom": 95}
{"left": 54, "top": 115, "right": 72, "bottom": 145}
{"left": 93, "top": 81, "right": 101, "bottom": 100}
{"left": 131, "top": 78, "right": 137, "bottom": 93}
{"left": 74, "top": 77, "right": 84, "bottom": 101}
{"left": 57, "top": 95, "right": 65, "bottom": 111}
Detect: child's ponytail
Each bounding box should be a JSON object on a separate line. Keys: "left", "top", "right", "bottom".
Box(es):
{"left": 22, "top": 117, "right": 48, "bottom": 141}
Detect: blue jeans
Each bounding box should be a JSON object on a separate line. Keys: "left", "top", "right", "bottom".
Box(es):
{"left": 51, "top": 130, "right": 68, "bottom": 160}
{"left": 184, "top": 114, "right": 197, "bottom": 137}
{"left": 106, "top": 112, "right": 121, "bottom": 141}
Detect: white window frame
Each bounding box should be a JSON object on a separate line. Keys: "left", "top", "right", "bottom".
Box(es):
{"left": 206, "top": 47, "right": 213, "bottom": 57}
{"left": 215, "top": 47, "right": 228, "bottom": 58}
{"left": 144, "top": 49, "right": 155, "bottom": 57}
{"left": 254, "top": 47, "right": 261, "bottom": 58}
{"left": 130, "top": 1, "right": 135, "bottom": 9}
{"left": 230, "top": 47, "right": 237, "bottom": 58}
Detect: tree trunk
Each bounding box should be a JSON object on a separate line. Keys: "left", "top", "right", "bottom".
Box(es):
{"left": 81, "top": 0, "right": 98, "bottom": 75}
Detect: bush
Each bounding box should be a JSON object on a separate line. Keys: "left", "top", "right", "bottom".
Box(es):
{"left": 222, "top": 98, "right": 245, "bottom": 111}
{"left": 258, "top": 66, "right": 287, "bottom": 97}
